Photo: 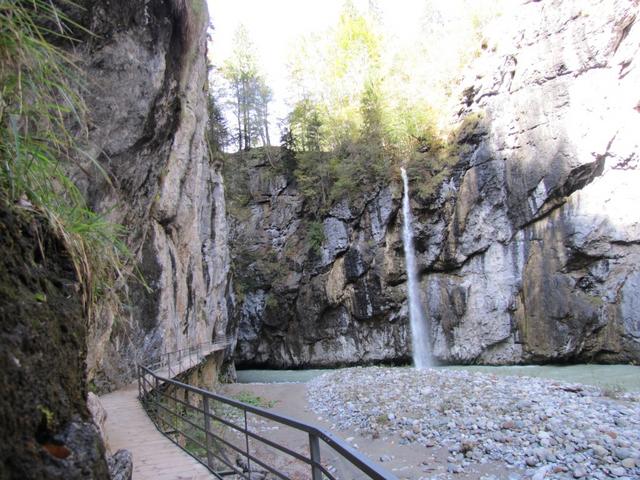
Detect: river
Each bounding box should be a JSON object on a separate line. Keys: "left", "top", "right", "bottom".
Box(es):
{"left": 236, "top": 364, "right": 640, "bottom": 392}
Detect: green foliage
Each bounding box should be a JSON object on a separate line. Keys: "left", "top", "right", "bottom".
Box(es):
{"left": 220, "top": 25, "right": 272, "bottom": 151}
{"left": 33, "top": 292, "right": 47, "bottom": 303}
{"left": 0, "top": 0, "right": 138, "bottom": 316}
{"left": 307, "top": 221, "right": 325, "bottom": 254}
{"left": 206, "top": 87, "right": 228, "bottom": 152}
{"left": 232, "top": 391, "right": 276, "bottom": 408}
{"left": 285, "top": 80, "right": 394, "bottom": 210}
{"left": 38, "top": 404, "right": 55, "bottom": 430}
{"left": 288, "top": 98, "right": 326, "bottom": 152}
{"left": 278, "top": 128, "right": 297, "bottom": 181}
{"left": 294, "top": 150, "right": 332, "bottom": 211}
{"left": 264, "top": 293, "right": 278, "bottom": 309}
{"left": 406, "top": 111, "right": 487, "bottom": 201}
{"left": 278, "top": 0, "right": 506, "bottom": 209}
{"left": 221, "top": 150, "right": 252, "bottom": 221}
{"left": 375, "top": 413, "right": 390, "bottom": 426}
{"left": 88, "top": 380, "right": 98, "bottom": 394}
{"left": 256, "top": 254, "right": 288, "bottom": 284}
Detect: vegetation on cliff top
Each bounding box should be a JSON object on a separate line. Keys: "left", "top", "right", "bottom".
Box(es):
{"left": 214, "top": 0, "right": 502, "bottom": 212}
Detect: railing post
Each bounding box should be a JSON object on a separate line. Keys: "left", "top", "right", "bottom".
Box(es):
{"left": 244, "top": 410, "right": 252, "bottom": 475}
{"left": 309, "top": 433, "right": 322, "bottom": 480}
{"left": 154, "top": 374, "right": 160, "bottom": 426}
{"left": 203, "top": 395, "right": 214, "bottom": 469}
{"left": 137, "top": 365, "right": 141, "bottom": 400}
{"left": 168, "top": 352, "right": 172, "bottom": 378}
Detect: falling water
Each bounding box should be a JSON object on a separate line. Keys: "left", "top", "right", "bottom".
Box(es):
{"left": 400, "top": 167, "right": 432, "bottom": 369}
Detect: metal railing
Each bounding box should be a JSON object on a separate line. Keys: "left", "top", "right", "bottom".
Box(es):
{"left": 137, "top": 343, "right": 396, "bottom": 480}
{"left": 145, "top": 337, "right": 234, "bottom": 379}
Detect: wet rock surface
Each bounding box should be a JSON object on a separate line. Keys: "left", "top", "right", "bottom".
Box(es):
{"left": 308, "top": 367, "right": 640, "bottom": 479}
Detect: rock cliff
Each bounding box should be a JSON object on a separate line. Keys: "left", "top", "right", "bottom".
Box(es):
{"left": 67, "top": 0, "right": 232, "bottom": 387}
{"left": 227, "top": 151, "right": 409, "bottom": 367}
{"left": 229, "top": 0, "right": 640, "bottom": 367}
{"left": 424, "top": 0, "right": 640, "bottom": 364}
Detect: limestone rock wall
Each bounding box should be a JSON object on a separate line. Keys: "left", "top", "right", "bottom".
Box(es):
{"left": 228, "top": 151, "right": 410, "bottom": 368}
{"left": 230, "top": 0, "right": 640, "bottom": 367}
{"left": 68, "top": 0, "right": 231, "bottom": 388}
{"left": 422, "top": 0, "right": 640, "bottom": 363}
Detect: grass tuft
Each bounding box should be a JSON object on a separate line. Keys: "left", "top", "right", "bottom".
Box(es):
{"left": 0, "top": 0, "right": 142, "bottom": 318}
{"left": 232, "top": 391, "right": 277, "bottom": 408}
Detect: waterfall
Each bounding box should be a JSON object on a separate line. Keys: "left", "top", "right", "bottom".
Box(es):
{"left": 400, "top": 167, "right": 432, "bottom": 369}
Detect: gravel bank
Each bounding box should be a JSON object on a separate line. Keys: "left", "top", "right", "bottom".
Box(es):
{"left": 307, "top": 367, "right": 640, "bottom": 479}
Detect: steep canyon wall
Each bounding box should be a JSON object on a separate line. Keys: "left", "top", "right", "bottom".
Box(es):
{"left": 228, "top": 151, "right": 408, "bottom": 367}
{"left": 230, "top": 0, "right": 640, "bottom": 367}
{"left": 69, "top": 0, "right": 232, "bottom": 387}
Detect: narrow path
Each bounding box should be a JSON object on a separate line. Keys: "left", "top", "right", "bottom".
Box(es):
{"left": 100, "top": 340, "right": 231, "bottom": 479}
{"left": 101, "top": 385, "right": 212, "bottom": 480}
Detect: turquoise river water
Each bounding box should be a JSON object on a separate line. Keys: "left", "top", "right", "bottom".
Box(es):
{"left": 236, "top": 364, "right": 640, "bottom": 392}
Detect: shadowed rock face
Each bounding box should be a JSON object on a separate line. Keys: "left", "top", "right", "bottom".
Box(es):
{"left": 63, "top": 0, "right": 232, "bottom": 388}
{"left": 231, "top": 0, "right": 640, "bottom": 367}
{"left": 0, "top": 206, "right": 110, "bottom": 480}
{"left": 227, "top": 151, "right": 410, "bottom": 368}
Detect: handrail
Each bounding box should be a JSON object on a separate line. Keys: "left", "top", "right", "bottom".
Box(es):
{"left": 149, "top": 337, "right": 234, "bottom": 378}
{"left": 136, "top": 342, "right": 397, "bottom": 480}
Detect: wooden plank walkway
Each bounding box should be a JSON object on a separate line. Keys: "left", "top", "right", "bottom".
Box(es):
{"left": 101, "top": 385, "right": 213, "bottom": 480}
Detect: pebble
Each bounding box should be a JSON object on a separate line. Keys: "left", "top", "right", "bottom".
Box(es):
{"left": 609, "top": 466, "right": 626, "bottom": 476}
{"left": 307, "top": 367, "right": 640, "bottom": 479}
{"left": 591, "top": 444, "right": 609, "bottom": 457}
{"left": 615, "top": 447, "right": 633, "bottom": 460}
{"left": 532, "top": 465, "right": 552, "bottom": 480}
{"left": 573, "top": 466, "right": 587, "bottom": 478}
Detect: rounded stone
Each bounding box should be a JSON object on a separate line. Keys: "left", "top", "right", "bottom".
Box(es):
{"left": 573, "top": 466, "right": 587, "bottom": 478}
{"left": 621, "top": 458, "right": 636, "bottom": 469}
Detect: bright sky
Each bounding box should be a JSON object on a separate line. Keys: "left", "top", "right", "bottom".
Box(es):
{"left": 205, "top": 0, "right": 425, "bottom": 133}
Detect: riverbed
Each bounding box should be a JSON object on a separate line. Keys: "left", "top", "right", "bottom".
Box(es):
{"left": 226, "top": 364, "right": 640, "bottom": 479}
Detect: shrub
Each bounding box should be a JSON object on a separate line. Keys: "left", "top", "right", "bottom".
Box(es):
{"left": 307, "top": 221, "right": 325, "bottom": 254}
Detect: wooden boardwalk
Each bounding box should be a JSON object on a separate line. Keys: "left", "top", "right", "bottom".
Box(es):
{"left": 100, "top": 340, "right": 233, "bottom": 479}
{"left": 101, "top": 384, "right": 213, "bottom": 480}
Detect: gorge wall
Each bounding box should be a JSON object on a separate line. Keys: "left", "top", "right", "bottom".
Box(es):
{"left": 227, "top": 152, "right": 408, "bottom": 367}
{"left": 68, "top": 0, "right": 232, "bottom": 388}
{"left": 229, "top": 0, "right": 640, "bottom": 367}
